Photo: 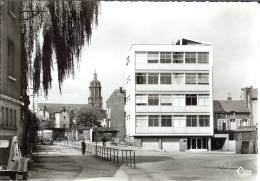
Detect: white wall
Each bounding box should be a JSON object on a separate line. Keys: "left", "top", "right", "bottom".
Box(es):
{"left": 126, "top": 42, "right": 213, "bottom": 137}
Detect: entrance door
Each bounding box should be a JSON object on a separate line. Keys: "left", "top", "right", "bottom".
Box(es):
{"left": 191, "top": 138, "right": 197, "bottom": 149}
{"left": 242, "top": 141, "right": 249, "bottom": 154}
{"left": 223, "top": 123, "right": 226, "bottom": 132}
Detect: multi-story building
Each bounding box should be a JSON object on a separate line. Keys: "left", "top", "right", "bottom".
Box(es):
{"left": 126, "top": 38, "right": 213, "bottom": 151}
{"left": 0, "top": 1, "right": 23, "bottom": 137}
{"left": 106, "top": 87, "right": 126, "bottom": 139}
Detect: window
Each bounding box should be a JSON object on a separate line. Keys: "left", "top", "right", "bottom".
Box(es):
{"left": 242, "top": 119, "right": 249, "bottom": 126}
{"left": 173, "top": 116, "right": 186, "bottom": 127}
{"left": 185, "top": 73, "right": 197, "bottom": 84}
{"left": 199, "top": 115, "right": 210, "bottom": 127}
{"left": 161, "top": 115, "right": 172, "bottom": 127}
{"left": 147, "top": 52, "right": 159, "bottom": 63}
{"left": 148, "top": 115, "right": 159, "bottom": 127}
{"left": 198, "top": 52, "right": 209, "bottom": 64}
{"left": 8, "top": 40, "right": 15, "bottom": 78}
{"left": 230, "top": 119, "right": 236, "bottom": 130}
{"left": 172, "top": 52, "right": 184, "bottom": 63}
{"left": 6, "top": 108, "right": 9, "bottom": 127}
{"left": 185, "top": 52, "right": 196, "bottom": 63}
{"left": 148, "top": 73, "right": 159, "bottom": 84}
{"left": 160, "top": 95, "right": 172, "bottom": 106}
{"left": 136, "top": 73, "right": 146, "bottom": 84}
{"left": 173, "top": 73, "right": 184, "bottom": 85}
{"left": 186, "top": 94, "right": 197, "bottom": 106}
{"left": 236, "top": 119, "right": 242, "bottom": 128}
{"left": 14, "top": 110, "right": 17, "bottom": 128}
{"left": 186, "top": 115, "right": 197, "bottom": 127}
{"left": 136, "top": 94, "right": 147, "bottom": 105}
{"left": 10, "top": 109, "right": 13, "bottom": 128}
{"left": 198, "top": 73, "right": 209, "bottom": 85}
{"left": 160, "top": 52, "right": 171, "bottom": 63}
{"left": 136, "top": 116, "right": 148, "bottom": 127}
{"left": 148, "top": 94, "right": 159, "bottom": 105}
{"left": 198, "top": 94, "right": 210, "bottom": 106}
{"left": 160, "top": 73, "right": 171, "bottom": 84}
{"left": 0, "top": 107, "right": 4, "bottom": 126}
{"left": 173, "top": 94, "right": 185, "bottom": 106}
{"left": 217, "top": 119, "right": 223, "bottom": 130}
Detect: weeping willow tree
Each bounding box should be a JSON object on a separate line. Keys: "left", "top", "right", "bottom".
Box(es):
{"left": 20, "top": 0, "right": 100, "bottom": 155}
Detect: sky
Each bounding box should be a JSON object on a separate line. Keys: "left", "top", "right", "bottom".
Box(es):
{"left": 35, "top": 1, "right": 260, "bottom": 108}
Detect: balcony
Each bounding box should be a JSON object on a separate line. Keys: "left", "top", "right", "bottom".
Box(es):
{"left": 136, "top": 105, "right": 210, "bottom": 113}
{"left": 136, "top": 127, "right": 213, "bottom": 135}
{"left": 136, "top": 84, "right": 210, "bottom": 92}
{"left": 136, "top": 63, "right": 210, "bottom": 71}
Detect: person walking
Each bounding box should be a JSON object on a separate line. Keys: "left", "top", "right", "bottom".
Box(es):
{"left": 102, "top": 136, "right": 106, "bottom": 147}
{"left": 81, "top": 140, "right": 86, "bottom": 155}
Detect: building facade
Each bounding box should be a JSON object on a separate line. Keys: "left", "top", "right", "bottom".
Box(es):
{"left": 88, "top": 71, "right": 103, "bottom": 109}
{"left": 126, "top": 38, "right": 213, "bottom": 151}
{"left": 0, "top": 1, "right": 23, "bottom": 137}
{"left": 213, "top": 99, "right": 251, "bottom": 151}
{"left": 106, "top": 87, "right": 126, "bottom": 139}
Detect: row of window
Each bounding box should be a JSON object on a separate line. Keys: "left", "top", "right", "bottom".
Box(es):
{"left": 136, "top": 115, "right": 210, "bottom": 127}
{"left": 8, "top": 39, "right": 15, "bottom": 78}
{"left": 0, "top": 107, "right": 17, "bottom": 129}
{"left": 136, "top": 72, "right": 209, "bottom": 85}
{"left": 136, "top": 94, "right": 210, "bottom": 106}
{"left": 144, "top": 52, "right": 209, "bottom": 64}
{"left": 217, "top": 118, "right": 250, "bottom": 131}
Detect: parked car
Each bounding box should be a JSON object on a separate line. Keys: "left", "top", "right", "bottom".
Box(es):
{"left": 0, "top": 136, "right": 29, "bottom": 180}
{"left": 41, "top": 137, "right": 53, "bottom": 145}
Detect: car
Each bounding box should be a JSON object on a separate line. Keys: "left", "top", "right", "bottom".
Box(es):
{"left": 0, "top": 136, "right": 29, "bottom": 180}
{"left": 41, "top": 137, "right": 53, "bottom": 145}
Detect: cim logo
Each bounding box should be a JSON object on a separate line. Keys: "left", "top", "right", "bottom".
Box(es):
{"left": 237, "top": 166, "right": 252, "bottom": 176}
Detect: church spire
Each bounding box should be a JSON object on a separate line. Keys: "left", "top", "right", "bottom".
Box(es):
{"left": 88, "top": 70, "right": 103, "bottom": 109}
{"left": 94, "top": 69, "right": 97, "bottom": 80}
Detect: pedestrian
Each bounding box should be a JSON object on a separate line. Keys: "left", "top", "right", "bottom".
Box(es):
{"left": 102, "top": 136, "right": 106, "bottom": 147}
{"left": 81, "top": 140, "right": 86, "bottom": 155}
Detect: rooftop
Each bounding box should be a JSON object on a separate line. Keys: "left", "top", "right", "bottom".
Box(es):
{"left": 214, "top": 100, "right": 250, "bottom": 113}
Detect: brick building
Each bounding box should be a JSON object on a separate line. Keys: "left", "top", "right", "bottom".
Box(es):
{"left": 0, "top": 1, "right": 23, "bottom": 137}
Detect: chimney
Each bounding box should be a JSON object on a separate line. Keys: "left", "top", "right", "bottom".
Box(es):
{"left": 119, "top": 87, "right": 123, "bottom": 94}
{"left": 227, "top": 93, "right": 232, "bottom": 101}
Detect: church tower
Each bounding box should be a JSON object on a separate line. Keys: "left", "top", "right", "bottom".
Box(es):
{"left": 88, "top": 70, "right": 103, "bottom": 109}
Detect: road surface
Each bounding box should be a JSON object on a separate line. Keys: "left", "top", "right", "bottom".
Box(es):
{"left": 28, "top": 143, "right": 257, "bottom": 181}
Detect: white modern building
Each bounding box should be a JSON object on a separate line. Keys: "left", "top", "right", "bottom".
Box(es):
{"left": 125, "top": 38, "right": 213, "bottom": 151}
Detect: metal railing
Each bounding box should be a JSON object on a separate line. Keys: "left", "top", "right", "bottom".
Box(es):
{"left": 57, "top": 140, "right": 136, "bottom": 168}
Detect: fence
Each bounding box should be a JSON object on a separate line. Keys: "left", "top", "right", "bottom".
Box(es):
{"left": 58, "top": 141, "right": 136, "bottom": 168}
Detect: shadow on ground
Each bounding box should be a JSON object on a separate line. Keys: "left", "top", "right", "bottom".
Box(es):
{"left": 135, "top": 156, "right": 172, "bottom": 164}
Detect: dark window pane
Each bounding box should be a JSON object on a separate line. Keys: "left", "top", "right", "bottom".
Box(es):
{"left": 197, "top": 139, "right": 202, "bottom": 149}
{"left": 160, "top": 52, "right": 171, "bottom": 63}
{"left": 198, "top": 52, "right": 209, "bottom": 64}
{"left": 136, "top": 73, "right": 146, "bottom": 84}
{"left": 185, "top": 52, "right": 196, "bottom": 63}
{"left": 186, "top": 94, "right": 197, "bottom": 106}
{"left": 148, "top": 73, "right": 159, "bottom": 84}
{"left": 172, "top": 52, "right": 184, "bottom": 63}
{"left": 160, "top": 73, "right": 172, "bottom": 84}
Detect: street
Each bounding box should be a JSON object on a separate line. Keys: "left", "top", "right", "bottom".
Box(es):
{"left": 28, "top": 143, "right": 257, "bottom": 181}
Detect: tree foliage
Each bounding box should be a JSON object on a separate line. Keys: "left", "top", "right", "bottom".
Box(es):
{"left": 76, "top": 109, "right": 101, "bottom": 128}
{"left": 21, "top": 0, "right": 100, "bottom": 96}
